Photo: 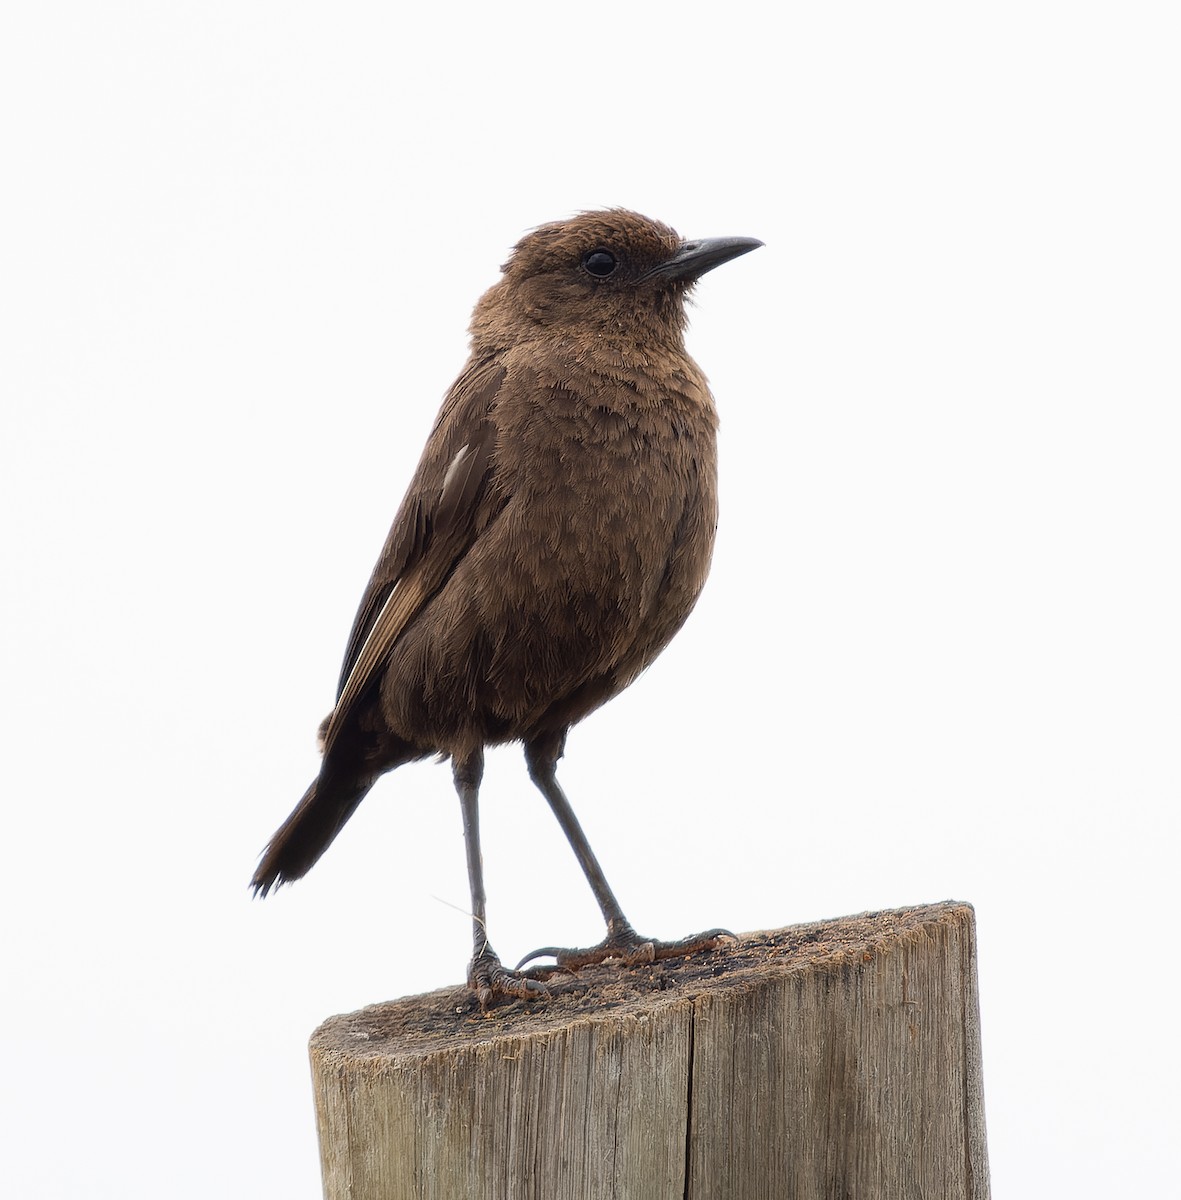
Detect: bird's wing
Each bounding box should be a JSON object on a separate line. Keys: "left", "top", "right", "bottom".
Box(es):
{"left": 321, "top": 360, "right": 507, "bottom": 752}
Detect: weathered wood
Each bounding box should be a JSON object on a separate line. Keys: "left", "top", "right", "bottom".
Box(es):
{"left": 309, "top": 901, "right": 989, "bottom": 1199}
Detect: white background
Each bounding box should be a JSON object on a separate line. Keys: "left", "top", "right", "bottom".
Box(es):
{"left": 3, "top": 3, "right": 1178, "bottom": 1196}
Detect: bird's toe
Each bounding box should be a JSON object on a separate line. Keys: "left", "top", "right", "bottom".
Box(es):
{"left": 517, "top": 925, "right": 734, "bottom": 972}
{"left": 468, "top": 947, "right": 549, "bottom": 1009}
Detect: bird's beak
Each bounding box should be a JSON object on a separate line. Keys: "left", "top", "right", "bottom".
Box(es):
{"left": 645, "top": 236, "right": 764, "bottom": 283}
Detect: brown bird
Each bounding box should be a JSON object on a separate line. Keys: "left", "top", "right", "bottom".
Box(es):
{"left": 252, "top": 209, "right": 762, "bottom": 1005}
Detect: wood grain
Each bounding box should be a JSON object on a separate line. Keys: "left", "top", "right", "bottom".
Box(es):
{"left": 309, "top": 902, "right": 989, "bottom": 1199}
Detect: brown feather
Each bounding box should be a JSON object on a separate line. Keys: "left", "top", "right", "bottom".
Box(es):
{"left": 334, "top": 362, "right": 507, "bottom": 700}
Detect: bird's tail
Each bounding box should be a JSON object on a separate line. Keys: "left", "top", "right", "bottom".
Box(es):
{"left": 251, "top": 765, "right": 375, "bottom": 897}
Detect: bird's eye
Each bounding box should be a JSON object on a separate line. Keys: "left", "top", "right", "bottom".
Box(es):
{"left": 582, "top": 249, "right": 618, "bottom": 278}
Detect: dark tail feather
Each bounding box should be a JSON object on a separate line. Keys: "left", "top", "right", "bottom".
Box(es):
{"left": 251, "top": 769, "right": 374, "bottom": 896}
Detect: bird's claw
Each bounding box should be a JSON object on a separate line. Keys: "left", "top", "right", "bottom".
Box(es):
{"left": 517, "top": 926, "right": 735, "bottom": 972}
{"left": 468, "top": 947, "right": 549, "bottom": 1009}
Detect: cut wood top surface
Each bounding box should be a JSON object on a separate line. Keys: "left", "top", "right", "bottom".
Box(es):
{"left": 310, "top": 901, "right": 974, "bottom": 1061}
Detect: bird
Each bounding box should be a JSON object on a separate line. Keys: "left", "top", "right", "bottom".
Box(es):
{"left": 252, "top": 209, "right": 762, "bottom": 1006}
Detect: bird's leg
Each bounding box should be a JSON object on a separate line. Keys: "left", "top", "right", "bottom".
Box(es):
{"left": 454, "top": 749, "right": 546, "bottom": 1007}
{"left": 517, "top": 733, "right": 733, "bottom": 971}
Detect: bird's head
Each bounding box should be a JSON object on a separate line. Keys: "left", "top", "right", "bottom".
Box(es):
{"left": 469, "top": 209, "right": 762, "bottom": 351}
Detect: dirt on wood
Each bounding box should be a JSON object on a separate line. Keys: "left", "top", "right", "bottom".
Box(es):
{"left": 311, "top": 901, "right": 973, "bottom": 1061}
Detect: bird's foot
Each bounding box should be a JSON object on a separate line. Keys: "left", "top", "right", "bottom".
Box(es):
{"left": 516, "top": 922, "right": 735, "bottom": 972}
{"left": 468, "top": 945, "right": 549, "bottom": 1010}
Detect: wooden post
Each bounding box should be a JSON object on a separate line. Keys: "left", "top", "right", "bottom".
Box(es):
{"left": 309, "top": 901, "right": 989, "bottom": 1199}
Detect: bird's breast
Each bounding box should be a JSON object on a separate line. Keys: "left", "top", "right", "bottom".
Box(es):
{"left": 383, "top": 348, "right": 720, "bottom": 749}
{"left": 459, "top": 354, "right": 717, "bottom": 678}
